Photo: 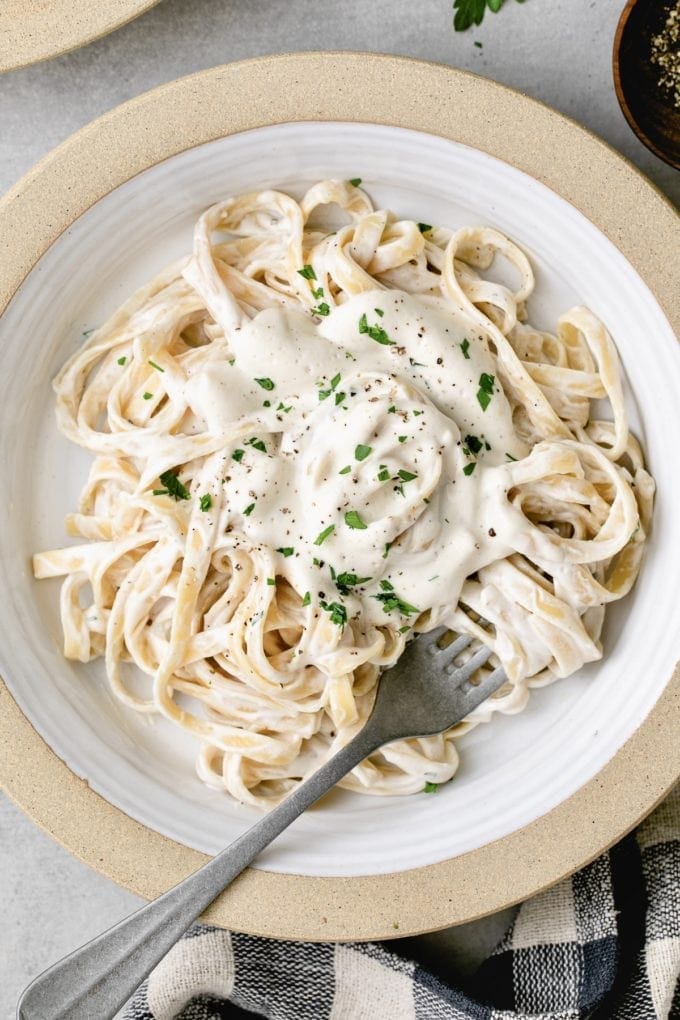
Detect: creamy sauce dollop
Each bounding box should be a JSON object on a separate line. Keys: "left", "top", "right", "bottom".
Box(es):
{"left": 182, "top": 289, "right": 529, "bottom": 629}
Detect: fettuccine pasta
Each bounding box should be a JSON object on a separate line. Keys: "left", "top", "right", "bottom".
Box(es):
{"left": 33, "top": 180, "right": 654, "bottom": 806}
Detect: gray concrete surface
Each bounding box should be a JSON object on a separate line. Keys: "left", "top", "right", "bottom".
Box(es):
{"left": 1, "top": 0, "right": 677, "bottom": 1016}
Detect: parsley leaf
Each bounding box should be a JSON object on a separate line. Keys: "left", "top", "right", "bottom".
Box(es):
{"left": 298, "top": 264, "right": 316, "bottom": 280}
{"left": 465, "top": 434, "right": 483, "bottom": 455}
{"left": 460, "top": 338, "right": 471, "bottom": 359}
{"left": 334, "top": 571, "right": 372, "bottom": 596}
{"left": 418, "top": 222, "right": 432, "bottom": 233}
{"left": 339, "top": 465, "right": 352, "bottom": 475}
{"left": 344, "top": 510, "right": 367, "bottom": 530}
{"left": 453, "top": 0, "right": 525, "bottom": 33}
{"left": 243, "top": 502, "right": 256, "bottom": 516}
{"left": 302, "top": 591, "right": 311, "bottom": 607}
{"left": 254, "top": 377, "right": 275, "bottom": 391}
{"left": 314, "top": 524, "right": 335, "bottom": 545}
{"left": 313, "top": 302, "right": 330, "bottom": 317}
{"left": 148, "top": 359, "right": 164, "bottom": 372}
{"left": 477, "top": 372, "right": 495, "bottom": 411}
{"left": 424, "top": 781, "right": 439, "bottom": 793}
{"left": 358, "top": 313, "right": 395, "bottom": 346}
{"left": 277, "top": 546, "right": 294, "bottom": 557}
{"left": 246, "top": 437, "right": 267, "bottom": 453}
{"left": 355, "top": 444, "right": 372, "bottom": 461}
{"left": 320, "top": 600, "right": 347, "bottom": 627}
{"left": 199, "top": 494, "right": 212, "bottom": 511}
{"left": 372, "top": 587, "right": 420, "bottom": 616}
{"left": 463, "top": 462, "right": 476, "bottom": 476}
{"left": 158, "top": 470, "right": 190, "bottom": 501}
{"left": 117, "top": 356, "right": 127, "bottom": 366}
{"left": 348, "top": 177, "right": 362, "bottom": 187}
{"left": 232, "top": 449, "right": 245, "bottom": 462}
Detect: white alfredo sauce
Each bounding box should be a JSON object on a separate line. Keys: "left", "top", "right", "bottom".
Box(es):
{"left": 182, "top": 289, "right": 529, "bottom": 631}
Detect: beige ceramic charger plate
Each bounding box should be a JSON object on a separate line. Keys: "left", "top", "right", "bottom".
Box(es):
{"left": 1, "top": 53, "right": 679, "bottom": 941}
{"left": 0, "top": 0, "right": 161, "bottom": 74}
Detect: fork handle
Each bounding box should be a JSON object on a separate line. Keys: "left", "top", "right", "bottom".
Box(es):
{"left": 17, "top": 724, "right": 382, "bottom": 1020}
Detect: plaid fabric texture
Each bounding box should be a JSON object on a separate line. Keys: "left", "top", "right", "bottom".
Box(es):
{"left": 125, "top": 786, "right": 680, "bottom": 1020}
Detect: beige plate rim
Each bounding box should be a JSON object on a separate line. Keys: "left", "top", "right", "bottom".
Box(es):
{"left": 0, "top": 53, "right": 678, "bottom": 942}
{"left": 0, "top": 0, "right": 161, "bottom": 75}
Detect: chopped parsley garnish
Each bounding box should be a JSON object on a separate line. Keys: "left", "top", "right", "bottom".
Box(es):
{"left": 418, "top": 222, "right": 432, "bottom": 234}
{"left": 246, "top": 437, "right": 267, "bottom": 453}
{"left": 263, "top": 400, "right": 271, "bottom": 407}
{"left": 372, "top": 585, "right": 420, "bottom": 616}
{"left": 314, "top": 524, "right": 335, "bottom": 546}
{"left": 143, "top": 391, "right": 153, "bottom": 400}
{"left": 232, "top": 449, "right": 245, "bottom": 462}
{"left": 398, "top": 435, "right": 408, "bottom": 444}
{"left": 398, "top": 469, "right": 417, "bottom": 482}
{"left": 374, "top": 307, "right": 384, "bottom": 317}
{"left": 355, "top": 444, "right": 372, "bottom": 461}
{"left": 477, "top": 372, "right": 495, "bottom": 411}
{"left": 319, "top": 373, "right": 341, "bottom": 401}
{"left": 334, "top": 391, "right": 346, "bottom": 405}
{"left": 358, "top": 313, "right": 395, "bottom": 346}
{"left": 344, "top": 510, "right": 367, "bottom": 530}
{"left": 243, "top": 502, "right": 256, "bottom": 516}
{"left": 158, "top": 470, "right": 190, "bottom": 501}
{"left": 463, "top": 462, "right": 476, "bottom": 476}
{"left": 383, "top": 542, "right": 392, "bottom": 559}
{"left": 330, "top": 373, "right": 341, "bottom": 390}
{"left": 277, "top": 547, "right": 294, "bottom": 557}
{"left": 423, "top": 781, "right": 439, "bottom": 794}
{"left": 313, "top": 302, "right": 330, "bottom": 317}
{"left": 377, "top": 465, "right": 390, "bottom": 482}
{"left": 409, "top": 357, "right": 426, "bottom": 368}
{"left": 298, "top": 264, "right": 316, "bottom": 280}
{"left": 148, "top": 359, "right": 164, "bottom": 372}
{"left": 254, "top": 377, "right": 275, "bottom": 391}
{"left": 399, "top": 625, "right": 410, "bottom": 634}
{"left": 388, "top": 405, "right": 396, "bottom": 414}
{"left": 413, "top": 409, "right": 423, "bottom": 416}
{"left": 312, "top": 286, "right": 324, "bottom": 300}
{"left": 460, "top": 338, "right": 471, "bottom": 359}
{"left": 276, "top": 401, "right": 292, "bottom": 412}
{"left": 267, "top": 577, "right": 276, "bottom": 586}
{"left": 199, "top": 494, "right": 212, "bottom": 512}
{"left": 348, "top": 178, "right": 362, "bottom": 187}
{"left": 117, "top": 356, "right": 127, "bottom": 366}
{"left": 339, "top": 465, "right": 351, "bottom": 475}
{"left": 320, "top": 600, "right": 347, "bottom": 627}
{"left": 334, "top": 571, "right": 372, "bottom": 595}
{"left": 302, "top": 591, "right": 311, "bottom": 607}
{"left": 465, "top": 434, "right": 483, "bottom": 455}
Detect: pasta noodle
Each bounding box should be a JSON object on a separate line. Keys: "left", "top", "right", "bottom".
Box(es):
{"left": 33, "top": 180, "right": 654, "bottom": 806}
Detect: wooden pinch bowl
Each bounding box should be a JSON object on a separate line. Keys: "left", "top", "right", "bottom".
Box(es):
{"left": 614, "top": 0, "right": 680, "bottom": 170}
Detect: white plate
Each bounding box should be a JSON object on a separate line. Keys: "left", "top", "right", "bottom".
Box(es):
{"left": 1, "top": 122, "right": 679, "bottom": 878}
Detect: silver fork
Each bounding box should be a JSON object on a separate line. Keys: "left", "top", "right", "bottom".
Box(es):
{"left": 17, "top": 627, "right": 506, "bottom": 1020}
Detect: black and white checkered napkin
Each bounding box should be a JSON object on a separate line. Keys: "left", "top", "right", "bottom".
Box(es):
{"left": 125, "top": 785, "right": 679, "bottom": 1020}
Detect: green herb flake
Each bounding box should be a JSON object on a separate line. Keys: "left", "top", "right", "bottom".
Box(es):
{"left": 460, "top": 338, "right": 471, "bottom": 359}
{"left": 313, "top": 302, "right": 331, "bottom": 317}
{"left": 388, "top": 405, "right": 397, "bottom": 414}
{"left": 398, "top": 469, "right": 417, "bottom": 482}
{"left": 143, "top": 391, "right": 153, "bottom": 400}
{"left": 255, "top": 377, "right": 275, "bottom": 391}
{"left": 148, "top": 359, "right": 164, "bottom": 372}
{"left": 372, "top": 586, "right": 420, "bottom": 617}
{"left": 423, "top": 781, "right": 439, "bottom": 793}
{"left": 117, "top": 356, "right": 127, "bottom": 366}
{"left": 320, "top": 600, "right": 347, "bottom": 627}
{"left": 380, "top": 579, "right": 394, "bottom": 591}
{"left": 339, "top": 465, "right": 352, "bottom": 475}
{"left": 382, "top": 542, "right": 392, "bottom": 559}
{"left": 232, "top": 449, "right": 245, "bottom": 462}
{"left": 377, "top": 466, "right": 390, "bottom": 482}
{"left": 399, "top": 625, "right": 410, "bottom": 633}
{"left": 418, "top": 222, "right": 432, "bottom": 233}
{"left": 463, "top": 462, "right": 476, "bottom": 476}
{"left": 355, "top": 444, "right": 372, "bottom": 462}
{"left": 398, "top": 435, "right": 408, "bottom": 444}
{"left": 465, "top": 434, "right": 483, "bottom": 455}
{"left": 334, "top": 391, "right": 346, "bottom": 405}
{"left": 314, "top": 524, "right": 335, "bottom": 546}
{"left": 199, "top": 494, "right": 212, "bottom": 512}
{"left": 358, "top": 312, "right": 395, "bottom": 346}
{"left": 267, "top": 577, "right": 276, "bottom": 586}
{"left": 477, "top": 372, "right": 495, "bottom": 411}
{"left": 334, "top": 571, "right": 372, "bottom": 595}
{"left": 158, "top": 470, "right": 190, "bottom": 501}
{"left": 312, "top": 286, "right": 325, "bottom": 300}
{"left": 247, "top": 437, "right": 267, "bottom": 453}
{"left": 348, "top": 177, "right": 362, "bottom": 187}
{"left": 454, "top": 0, "right": 525, "bottom": 33}
{"left": 318, "top": 388, "right": 331, "bottom": 401}
{"left": 302, "top": 591, "right": 311, "bottom": 607}
{"left": 152, "top": 488, "right": 168, "bottom": 496}
{"left": 344, "top": 510, "right": 367, "bottom": 530}
{"left": 374, "top": 307, "right": 384, "bottom": 317}
{"left": 277, "top": 546, "right": 294, "bottom": 557}
{"left": 243, "top": 502, "right": 256, "bottom": 516}
{"left": 297, "top": 264, "right": 317, "bottom": 280}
